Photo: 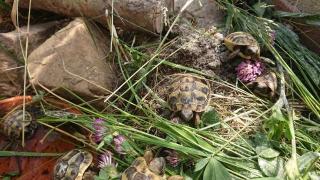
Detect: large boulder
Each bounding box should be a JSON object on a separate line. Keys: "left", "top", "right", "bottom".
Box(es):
{"left": 28, "top": 18, "right": 119, "bottom": 105}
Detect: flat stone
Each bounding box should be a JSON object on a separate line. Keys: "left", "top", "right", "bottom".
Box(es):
{"left": 0, "top": 20, "right": 67, "bottom": 60}
{"left": 28, "top": 18, "right": 119, "bottom": 105}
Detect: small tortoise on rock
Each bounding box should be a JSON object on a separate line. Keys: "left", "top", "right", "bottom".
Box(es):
{"left": 224, "top": 31, "right": 260, "bottom": 59}
{"left": 167, "top": 73, "right": 210, "bottom": 126}
{"left": 122, "top": 151, "right": 183, "bottom": 180}
{"left": 1, "top": 109, "right": 37, "bottom": 140}
{"left": 53, "top": 149, "right": 93, "bottom": 180}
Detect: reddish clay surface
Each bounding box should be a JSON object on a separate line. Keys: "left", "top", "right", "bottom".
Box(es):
{"left": 0, "top": 127, "right": 75, "bottom": 180}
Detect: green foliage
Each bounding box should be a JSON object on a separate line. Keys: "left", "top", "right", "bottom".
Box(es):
{"left": 263, "top": 108, "right": 291, "bottom": 141}
{"left": 274, "top": 11, "right": 320, "bottom": 27}
{"left": 194, "top": 157, "right": 210, "bottom": 172}
{"left": 201, "top": 107, "right": 221, "bottom": 128}
{"left": 275, "top": 24, "right": 320, "bottom": 97}
{"left": 219, "top": 0, "right": 320, "bottom": 118}
{"left": 94, "top": 166, "right": 119, "bottom": 180}
{"left": 297, "top": 152, "right": 320, "bottom": 178}
{"left": 258, "top": 156, "right": 284, "bottom": 177}
{"left": 203, "top": 158, "right": 232, "bottom": 180}
{"left": 256, "top": 146, "right": 280, "bottom": 159}
{"left": 0, "top": 0, "right": 10, "bottom": 11}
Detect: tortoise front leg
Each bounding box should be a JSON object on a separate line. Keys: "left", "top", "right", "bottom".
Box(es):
{"left": 194, "top": 113, "right": 201, "bottom": 127}
{"left": 227, "top": 48, "right": 240, "bottom": 60}
{"left": 170, "top": 112, "right": 182, "bottom": 124}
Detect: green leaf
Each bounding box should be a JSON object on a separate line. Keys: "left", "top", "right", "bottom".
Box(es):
{"left": 94, "top": 166, "right": 118, "bottom": 180}
{"left": 251, "top": 178, "right": 281, "bottom": 180}
{"left": 253, "top": 133, "right": 270, "bottom": 147}
{"left": 203, "top": 158, "right": 231, "bottom": 180}
{"left": 264, "top": 108, "right": 291, "bottom": 140}
{"left": 0, "top": 151, "right": 61, "bottom": 157}
{"left": 253, "top": 2, "right": 267, "bottom": 17}
{"left": 103, "top": 134, "right": 114, "bottom": 144}
{"left": 297, "top": 152, "right": 320, "bottom": 176}
{"left": 256, "top": 146, "right": 280, "bottom": 159}
{"left": 201, "top": 107, "right": 220, "bottom": 128}
{"left": 96, "top": 140, "right": 105, "bottom": 150}
{"left": 274, "top": 11, "right": 320, "bottom": 26}
{"left": 194, "top": 157, "right": 210, "bottom": 172}
{"left": 258, "top": 156, "right": 284, "bottom": 177}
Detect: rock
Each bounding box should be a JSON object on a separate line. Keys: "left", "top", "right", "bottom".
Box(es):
{"left": 28, "top": 18, "right": 119, "bottom": 106}
{"left": 170, "top": 0, "right": 225, "bottom": 29}
{"left": 165, "top": 25, "right": 228, "bottom": 75}
{"left": 274, "top": 0, "right": 320, "bottom": 13}
{"left": 0, "top": 49, "right": 22, "bottom": 97}
{"left": 273, "top": 0, "right": 320, "bottom": 54}
{"left": 6, "top": 0, "right": 168, "bottom": 34}
{"left": 0, "top": 20, "right": 68, "bottom": 60}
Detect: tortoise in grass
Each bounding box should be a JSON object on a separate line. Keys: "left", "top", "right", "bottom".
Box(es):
{"left": 167, "top": 73, "right": 210, "bottom": 126}
{"left": 122, "top": 150, "right": 184, "bottom": 180}
{"left": 53, "top": 149, "right": 94, "bottom": 180}
{"left": 1, "top": 109, "right": 37, "bottom": 140}
{"left": 224, "top": 31, "right": 260, "bottom": 60}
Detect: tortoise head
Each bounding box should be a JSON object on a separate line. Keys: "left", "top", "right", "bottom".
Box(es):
{"left": 180, "top": 109, "right": 194, "bottom": 121}
{"left": 245, "top": 45, "right": 260, "bottom": 58}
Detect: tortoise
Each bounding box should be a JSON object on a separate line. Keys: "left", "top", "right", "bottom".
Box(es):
{"left": 247, "top": 70, "right": 278, "bottom": 98}
{"left": 167, "top": 74, "right": 210, "bottom": 126}
{"left": 224, "top": 31, "right": 260, "bottom": 60}
{"left": 122, "top": 151, "right": 184, "bottom": 180}
{"left": 53, "top": 149, "right": 94, "bottom": 180}
{"left": 1, "top": 109, "right": 37, "bottom": 140}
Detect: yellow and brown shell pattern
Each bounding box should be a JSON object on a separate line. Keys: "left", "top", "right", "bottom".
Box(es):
{"left": 53, "top": 149, "right": 93, "bottom": 180}
{"left": 2, "top": 109, "right": 37, "bottom": 140}
{"left": 121, "top": 156, "right": 164, "bottom": 180}
{"left": 224, "top": 31, "right": 260, "bottom": 59}
{"left": 167, "top": 74, "right": 210, "bottom": 121}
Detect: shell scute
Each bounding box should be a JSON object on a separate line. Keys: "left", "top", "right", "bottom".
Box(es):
{"left": 53, "top": 149, "right": 93, "bottom": 180}
{"left": 2, "top": 109, "right": 37, "bottom": 140}
{"left": 224, "top": 31, "right": 260, "bottom": 59}
{"left": 168, "top": 74, "right": 210, "bottom": 113}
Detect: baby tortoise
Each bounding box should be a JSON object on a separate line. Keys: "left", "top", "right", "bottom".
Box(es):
{"left": 167, "top": 74, "right": 210, "bottom": 126}
{"left": 224, "top": 31, "right": 260, "bottom": 60}
{"left": 1, "top": 109, "right": 37, "bottom": 140}
{"left": 53, "top": 149, "right": 93, "bottom": 180}
{"left": 247, "top": 70, "right": 278, "bottom": 98}
{"left": 122, "top": 151, "right": 183, "bottom": 180}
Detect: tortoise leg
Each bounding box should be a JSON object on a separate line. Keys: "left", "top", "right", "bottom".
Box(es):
{"left": 170, "top": 112, "right": 182, "bottom": 124}
{"left": 227, "top": 48, "right": 240, "bottom": 60}
{"left": 259, "top": 56, "right": 275, "bottom": 65}
{"left": 194, "top": 113, "right": 201, "bottom": 127}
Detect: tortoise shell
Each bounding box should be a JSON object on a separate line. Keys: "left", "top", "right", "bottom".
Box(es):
{"left": 121, "top": 153, "right": 165, "bottom": 180}
{"left": 2, "top": 109, "right": 37, "bottom": 140}
{"left": 224, "top": 31, "right": 260, "bottom": 59}
{"left": 247, "top": 70, "right": 278, "bottom": 98}
{"left": 53, "top": 149, "right": 93, "bottom": 180}
{"left": 167, "top": 74, "right": 210, "bottom": 120}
